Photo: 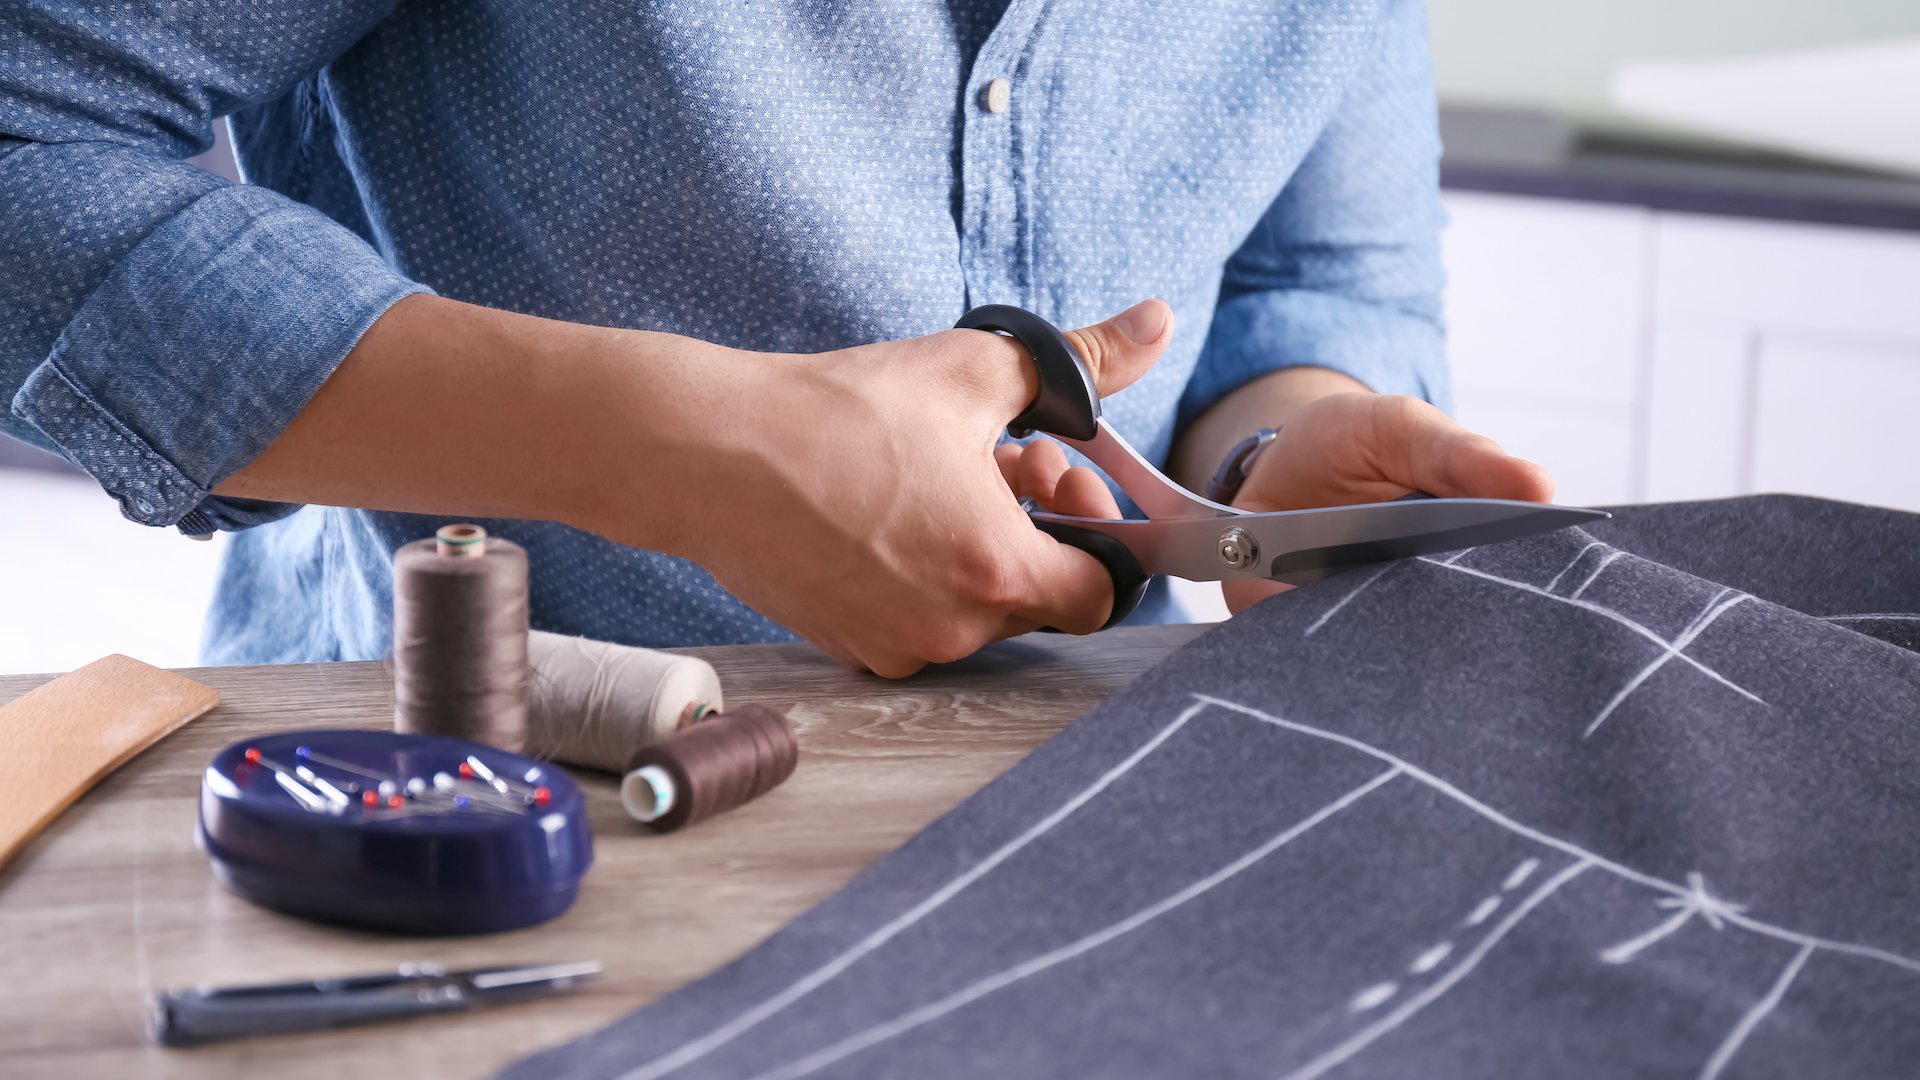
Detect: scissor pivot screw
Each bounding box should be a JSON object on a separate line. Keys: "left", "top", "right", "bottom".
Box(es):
{"left": 1218, "top": 527, "right": 1260, "bottom": 571}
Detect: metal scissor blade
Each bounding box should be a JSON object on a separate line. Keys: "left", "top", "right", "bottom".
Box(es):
{"left": 1029, "top": 499, "right": 1608, "bottom": 584}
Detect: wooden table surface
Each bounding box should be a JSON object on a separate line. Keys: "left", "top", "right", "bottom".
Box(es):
{"left": 0, "top": 625, "right": 1205, "bottom": 1079}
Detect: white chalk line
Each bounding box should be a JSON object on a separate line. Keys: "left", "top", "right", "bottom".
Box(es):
{"left": 1463, "top": 895, "right": 1501, "bottom": 928}
{"left": 1585, "top": 591, "right": 1756, "bottom": 739}
{"left": 1282, "top": 859, "right": 1595, "bottom": 1080}
{"left": 1420, "top": 558, "right": 1766, "bottom": 707}
{"left": 748, "top": 766, "right": 1405, "bottom": 1080}
{"left": 1601, "top": 906, "right": 1697, "bottom": 965}
{"left": 1195, "top": 695, "right": 1920, "bottom": 977}
{"left": 1570, "top": 550, "right": 1627, "bottom": 599}
{"left": 617, "top": 701, "right": 1213, "bottom": 1080}
{"left": 1503, "top": 857, "right": 1542, "bottom": 891}
{"left": 1604, "top": 872, "right": 1747, "bottom": 964}
{"left": 1696, "top": 943, "right": 1814, "bottom": 1080}
{"left": 1408, "top": 942, "right": 1453, "bottom": 975}
{"left": 1822, "top": 613, "right": 1920, "bottom": 622}
{"left": 1305, "top": 562, "right": 1400, "bottom": 637}
{"left": 1544, "top": 541, "right": 1610, "bottom": 593}
{"left": 1348, "top": 981, "right": 1399, "bottom": 1013}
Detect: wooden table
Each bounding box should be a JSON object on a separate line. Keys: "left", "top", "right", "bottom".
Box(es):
{"left": 0, "top": 626, "right": 1203, "bottom": 1079}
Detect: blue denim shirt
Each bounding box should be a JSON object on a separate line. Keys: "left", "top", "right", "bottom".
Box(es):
{"left": 1, "top": 0, "right": 1448, "bottom": 663}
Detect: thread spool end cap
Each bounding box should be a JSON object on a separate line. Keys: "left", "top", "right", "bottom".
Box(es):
{"left": 434, "top": 523, "right": 489, "bottom": 558}
{"left": 621, "top": 765, "right": 677, "bottom": 824}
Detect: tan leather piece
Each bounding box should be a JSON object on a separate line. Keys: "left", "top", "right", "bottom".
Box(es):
{"left": 0, "top": 655, "right": 219, "bottom": 870}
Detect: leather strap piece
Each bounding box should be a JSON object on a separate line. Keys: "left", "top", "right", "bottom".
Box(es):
{"left": 0, "top": 655, "right": 219, "bottom": 870}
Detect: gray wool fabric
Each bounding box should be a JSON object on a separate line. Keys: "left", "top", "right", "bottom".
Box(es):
{"left": 502, "top": 495, "right": 1920, "bottom": 1080}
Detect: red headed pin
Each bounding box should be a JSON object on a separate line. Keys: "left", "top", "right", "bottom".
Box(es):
{"left": 244, "top": 747, "right": 262, "bottom": 765}
{"left": 388, "top": 793, "right": 405, "bottom": 809}
{"left": 534, "top": 787, "right": 552, "bottom": 806}
{"left": 458, "top": 762, "right": 474, "bottom": 779}
{"left": 362, "top": 789, "right": 380, "bottom": 807}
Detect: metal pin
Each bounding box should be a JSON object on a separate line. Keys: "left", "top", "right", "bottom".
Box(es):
{"left": 275, "top": 771, "right": 333, "bottom": 813}
{"left": 464, "top": 755, "right": 514, "bottom": 795}
{"left": 294, "top": 766, "right": 350, "bottom": 808}
{"left": 294, "top": 746, "right": 395, "bottom": 784}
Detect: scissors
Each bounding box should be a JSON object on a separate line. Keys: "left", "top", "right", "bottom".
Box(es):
{"left": 149, "top": 960, "right": 601, "bottom": 1046}
{"left": 955, "top": 305, "right": 1610, "bottom": 628}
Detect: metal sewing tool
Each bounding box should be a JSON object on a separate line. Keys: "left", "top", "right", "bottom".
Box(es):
{"left": 149, "top": 960, "right": 602, "bottom": 1046}
{"left": 954, "top": 305, "right": 1610, "bottom": 627}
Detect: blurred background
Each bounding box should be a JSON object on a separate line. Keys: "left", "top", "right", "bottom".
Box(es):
{"left": 5, "top": 1, "right": 1918, "bottom": 671}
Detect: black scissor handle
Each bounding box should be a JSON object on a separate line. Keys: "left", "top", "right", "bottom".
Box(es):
{"left": 955, "top": 304, "right": 1100, "bottom": 441}
{"left": 957, "top": 305, "right": 1145, "bottom": 630}
{"left": 1031, "top": 517, "right": 1150, "bottom": 631}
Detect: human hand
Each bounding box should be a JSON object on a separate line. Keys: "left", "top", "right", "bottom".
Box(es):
{"left": 999, "top": 391, "right": 1553, "bottom": 616}
{"left": 640, "top": 299, "right": 1173, "bottom": 677}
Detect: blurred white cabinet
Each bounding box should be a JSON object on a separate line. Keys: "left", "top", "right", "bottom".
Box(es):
{"left": 1443, "top": 192, "right": 1920, "bottom": 511}
{"left": 1442, "top": 193, "right": 1650, "bottom": 505}
{"left": 1644, "top": 216, "right": 1920, "bottom": 509}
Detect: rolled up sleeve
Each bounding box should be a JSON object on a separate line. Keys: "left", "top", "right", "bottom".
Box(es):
{"left": 1180, "top": 0, "right": 1450, "bottom": 428}
{"left": 0, "top": 2, "right": 424, "bottom": 532}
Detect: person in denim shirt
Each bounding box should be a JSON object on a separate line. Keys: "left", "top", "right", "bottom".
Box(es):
{"left": 0, "top": 0, "right": 1552, "bottom": 675}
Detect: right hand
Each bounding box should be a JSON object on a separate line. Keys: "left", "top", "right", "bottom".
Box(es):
{"left": 648, "top": 300, "right": 1171, "bottom": 677}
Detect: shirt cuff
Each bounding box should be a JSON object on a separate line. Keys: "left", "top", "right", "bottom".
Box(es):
{"left": 1178, "top": 288, "right": 1452, "bottom": 431}
{"left": 10, "top": 183, "right": 430, "bottom": 530}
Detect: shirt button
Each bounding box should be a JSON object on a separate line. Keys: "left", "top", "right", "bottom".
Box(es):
{"left": 983, "top": 78, "right": 1012, "bottom": 114}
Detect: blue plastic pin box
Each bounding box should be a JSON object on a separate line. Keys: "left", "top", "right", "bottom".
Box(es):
{"left": 197, "top": 730, "right": 594, "bottom": 935}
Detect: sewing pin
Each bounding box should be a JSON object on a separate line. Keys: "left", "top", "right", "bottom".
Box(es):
{"left": 275, "top": 771, "right": 333, "bottom": 814}
{"left": 463, "top": 755, "right": 515, "bottom": 795}
{"left": 294, "top": 766, "right": 350, "bottom": 808}
{"left": 293, "top": 745, "right": 396, "bottom": 784}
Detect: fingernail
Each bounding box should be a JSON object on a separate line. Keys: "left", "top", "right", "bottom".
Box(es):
{"left": 1114, "top": 300, "right": 1167, "bottom": 345}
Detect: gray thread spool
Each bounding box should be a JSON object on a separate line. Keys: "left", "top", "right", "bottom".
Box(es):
{"left": 392, "top": 524, "right": 530, "bottom": 752}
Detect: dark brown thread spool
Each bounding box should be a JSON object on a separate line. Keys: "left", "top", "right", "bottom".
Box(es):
{"left": 620, "top": 704, "right": 798, "bottom": 832}
{"left": 392, "top": 524, "right": 531, "bottom": 752}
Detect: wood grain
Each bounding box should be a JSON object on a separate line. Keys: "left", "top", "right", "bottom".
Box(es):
{"left": 0, "top": 655, "right": 219, "bottom": 870}
{"left": 0, "top": 625, "right": 1206, "bottom": 1079}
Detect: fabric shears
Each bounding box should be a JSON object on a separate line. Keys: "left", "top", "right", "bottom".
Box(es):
{"left": 956, "top": 305, "right": 1610, "bottom": 628}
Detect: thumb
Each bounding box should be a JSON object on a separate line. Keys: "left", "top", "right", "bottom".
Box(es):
{"left": 1065, "top": 299, "right": 1172, "bottom": 398}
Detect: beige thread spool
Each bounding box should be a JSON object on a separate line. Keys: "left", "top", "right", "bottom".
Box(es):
{"left": 392, "top": 524, "right": 531, "bottom": 752}
{"left": 525, "top": 632, "right": 723, "bottom": 773}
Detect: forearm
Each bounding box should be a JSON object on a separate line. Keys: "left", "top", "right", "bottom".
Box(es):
{"left": 1168, "top": 365, "right": 1370, "bottom": 494}
{"left": 216, "top": 294, "right": 750, "bottom": 557}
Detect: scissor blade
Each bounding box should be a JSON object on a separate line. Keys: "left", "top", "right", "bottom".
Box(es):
{"left": 1030, "top": 499, "right": 1608, "bottom": 584}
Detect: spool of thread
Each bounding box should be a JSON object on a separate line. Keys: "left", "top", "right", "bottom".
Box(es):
{"left": 524, "top": 632, "right": 724, "bottom": 773}
{"left": 392, "top": 524, "right": 531, "bottom": 752}
{"left": 620, "top": 704, "right": 797, "bottom": 832}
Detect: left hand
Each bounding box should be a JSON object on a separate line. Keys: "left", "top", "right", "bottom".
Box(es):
{"left": 995, "top": 392, "right": 1555, "bottom": 616}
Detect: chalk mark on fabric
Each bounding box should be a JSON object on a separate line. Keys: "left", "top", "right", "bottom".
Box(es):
{"left": 618, "top": 701, "right": 1214, "bottom": 1080}
{"left": 746, "top": 766, "right": 1405, "bottom": 1080}
{"left": 1585, "top": 590, "right": 1757, "bottom": 738}
{"left": 1347, "top": 981, "right": 1399, "bottom": 1012}
{"left": 1601, "top": 872, "right": 1747, "bottom": 965}
{"left": 1570, "top": 550, "right": 1628, "bottom": 599}
{"left": 1408, "top": 942, "right": 1453, "bottom": 975}
{"left": 1196, "top": 695, "right": 1920, "bottom": 977}
{"left": 1503, "top": 857, "right": 1541, "bottom": 891}
{"left": 1419, "top": 559, "right": 1764, "bottom": 707}
{"left": 1697, "top": 944, "right": 1813, "bottom": 1080}
{"left": 1463, "top": 895, "right": 1501, "bottom": 927}
{"left": 1305, "top": 562, "right": 1400, "bottom": 638}
{"left": 1282, "top": 859, "right": 1595, "bottom": 1080}
{"left": 1544, "top": 541, "right": 1609, "bottom": 593}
